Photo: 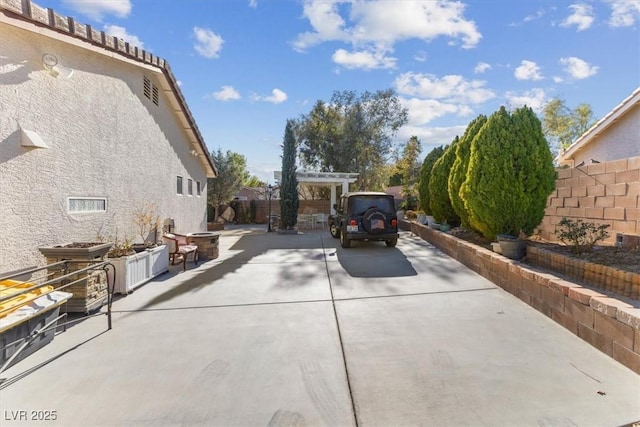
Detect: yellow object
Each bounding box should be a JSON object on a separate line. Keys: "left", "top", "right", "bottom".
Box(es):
{"left": 0, "top": 280, "right": 54, "bottom": 318}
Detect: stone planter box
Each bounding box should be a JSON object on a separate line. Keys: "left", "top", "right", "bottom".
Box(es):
{"left": 38, "top": 242, "right": 112, "bottom": 260}
{"left": 108, "top": 245, "right": 168, "bottom": 295}
{"left": 39, "top": 243, "right": 112, "bottom": 314}
{"left": 207, "top": 222, "right": 225, "bottom": 231}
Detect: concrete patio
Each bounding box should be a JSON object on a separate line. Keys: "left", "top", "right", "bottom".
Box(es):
{"left": 1, "top": 225, "right": 638, "bottom": 426}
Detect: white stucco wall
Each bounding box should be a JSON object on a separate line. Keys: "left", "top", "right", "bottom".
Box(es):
{"left": 572, "top": 106, "right": 640, "bottom": 165}
{"left": 0, "top": 24, "right": 209, "bottom": 273}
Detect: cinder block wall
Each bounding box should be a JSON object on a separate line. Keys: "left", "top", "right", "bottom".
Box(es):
{"left": 539, "top": 156, "right": 640, "bottom": 244}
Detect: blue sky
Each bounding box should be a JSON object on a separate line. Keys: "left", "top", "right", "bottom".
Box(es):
{"left": 35, "top": 0, "right": 640, "bottom": 184}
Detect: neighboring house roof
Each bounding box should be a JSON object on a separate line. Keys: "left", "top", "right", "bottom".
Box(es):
{"left": 0, "top": 0, "right": 218, "bottom": 178}
{"left": 557, "top": 86, "right": 640, "bottom": 165}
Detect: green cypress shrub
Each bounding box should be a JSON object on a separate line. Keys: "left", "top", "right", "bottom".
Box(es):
{"left": 279, "top": 120, "right": 300, "bottom": 229}
{"left": 417, "top": 145, "right": 444, "bottom": 214}
{"left": 428, "top": 138, "right": 461, "bottom": 226}
{"left": 462, "top": 106, "right": 556, "bottom": 239}
{"left": 512, "top": 106, "right": 556, "bottom": 234}
{"left": 449, "top": 114, "right": 487, "bottom": 228}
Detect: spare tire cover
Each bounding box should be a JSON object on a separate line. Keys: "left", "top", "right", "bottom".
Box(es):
{"left": 362, "top": 208, "right": 388, "bottom": 234}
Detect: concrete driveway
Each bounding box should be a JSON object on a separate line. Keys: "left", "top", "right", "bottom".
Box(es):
{"left": 1, "top": 226, "right": 639, "bottom": 426}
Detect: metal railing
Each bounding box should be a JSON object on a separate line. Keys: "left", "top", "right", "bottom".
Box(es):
{"left": 0, "top": 260, "right": 116, "bottom": 375}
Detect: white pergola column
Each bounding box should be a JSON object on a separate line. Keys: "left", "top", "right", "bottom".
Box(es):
{"left": 330, "top": 184, "right": 337, "bottom": 215}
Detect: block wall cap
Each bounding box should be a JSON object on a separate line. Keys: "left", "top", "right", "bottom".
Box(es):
{"left": 590, "top": 296, "right": 633, "bottom": 317}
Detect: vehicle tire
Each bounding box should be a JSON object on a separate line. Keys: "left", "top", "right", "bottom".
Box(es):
{"left": 329, "top": 223, "right": 340, "bottom": 238}
{"left": 362, "top": 208, "right": 388, "bottom": 234}
{"left": 385, "top": 238, "right": 398, "bottom": 248}
{"left": 340, "top": 230, "right": 351, "bottom": 248}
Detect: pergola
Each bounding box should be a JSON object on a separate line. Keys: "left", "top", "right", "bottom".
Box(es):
{"left": 274, "top": 171, "right": 359, "bottom": 214}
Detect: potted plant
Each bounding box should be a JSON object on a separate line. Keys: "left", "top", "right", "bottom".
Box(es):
{"left": 102, "top": 202, "right": 168, "bottom": 295}
{"left": 131, "top": 202, "right": 161, "bottom": 252}
{"left": 497, "top": 233, "right": 526, "bottom": 260}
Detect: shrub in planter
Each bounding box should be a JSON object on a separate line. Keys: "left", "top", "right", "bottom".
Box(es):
{"left": 417, "top": 145, "right": 445, "bottom": 215}
{"left": 556, "top": 217, "right": 610, "bottom": 254}
{"left": 461, "top": 106, "right": 555, "bottom": 240}
{"left": 449, "top": 114, "right": 486, "bottom": 229}
{"left": 429, "top": 137, "right": 461, "bottom": 227}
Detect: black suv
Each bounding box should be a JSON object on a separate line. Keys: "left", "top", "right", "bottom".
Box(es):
{"left": 329, "top": 192, "right": 399, "bottom": 248}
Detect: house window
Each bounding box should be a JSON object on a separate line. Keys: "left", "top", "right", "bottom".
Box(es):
{"left": 188, "top": 179, "right": 193, "bottom": 196}
{"left": 68, "top": 197, "right": 107, "bottom": 213}
{"left": 196, "top": 181, "right": 201, "bottom": 196}
{"left": 177, "top": 176, "right": 183, "bottom": 195}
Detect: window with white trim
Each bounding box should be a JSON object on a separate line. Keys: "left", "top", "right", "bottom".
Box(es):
{"left": 177, "top": 176, "right": 183, "bottom": 195}
{"left": 68, "top": 197, "right": 107, "bottom": 213}
{"left": 188, "top": 179, "right": 193, "bottom": 196}
{"left": 196, "top": 181, "right": 202, "bottom": 196}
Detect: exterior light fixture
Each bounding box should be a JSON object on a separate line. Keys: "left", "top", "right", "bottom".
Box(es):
{"left": 190, "top": 149, "right": 199, "bottom": 157}
{"left": 42, "top": 53, "right": 74, "bottom": 79}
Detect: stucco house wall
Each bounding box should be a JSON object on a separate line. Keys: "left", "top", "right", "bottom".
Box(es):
{"left": 571, "top": 107, "right": 640, "bottom": 165}
{"left": 0, "top": 3, "right": 215, "bottom": 273}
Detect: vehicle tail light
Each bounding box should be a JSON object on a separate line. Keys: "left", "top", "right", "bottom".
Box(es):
{"left": 391, "top": 219, "right": 398, "bottom": 227}
{"left": 349, "top": 219, "right": 357, "bottom": 226}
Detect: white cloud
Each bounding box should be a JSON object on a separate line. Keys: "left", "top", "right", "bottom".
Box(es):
{"left": 213, "top": 86, "right": 241, "bottom": 101}
{"left": 514, "top": 60, "right": 543, "bottom": 80}
{"left": 402, "top": 98, "right": 472, "bottom": 126}
{"left": 193, "top": 27, "right": 224, "bottom": 59}
{"left": 62, "top": 0, "right": 131, "bottom": 21}
{"left": 397, "top": 125, "right": 467, "bottom": 148}
{"left": 253, "top": 88, "right": 288, "bottom": 104}
{"left": 103, "top": 25, "right": 144, "bottom": 48}
{"left": 249, "top": 0, "right": 258, "bottom": 8}
{"left": 560, "top": 56, "right": 599, "bottom": 79}
{"left": 293, "top": 0, "right": 481, "bottom": 69}
{"left": 394, "top": 72, "right": 495, "bottom": 104}
{"left": 474, "top": 62, "right": 491, "bottom": 74}
{"left": 509, "top": 8, "right": 546, "bottom": 26}
{"left": 332, "top": 48, "right": 396, "bottom": 70}
{"left": 605, "top": 0, "right": 640, "bottom": 27}
{"left": 505, "top": 88, "right": 547, "bottom": 112}
{"left": 413, "top": 51, "right": 428, "bottom": 62}
{"left": 561, "top": 3, "right": 595, "bottom": 31}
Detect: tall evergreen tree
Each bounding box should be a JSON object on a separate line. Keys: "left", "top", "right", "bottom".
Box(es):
{"left": 279, "top": 120, "right": 299, "bottom": 229}
{"left": 429, "top": 138, "right": 460, "bottom": 226}
{"left": 463, "top": 106, "right": 556, "bottom": 239}
{"left": 297, "top": 89, "right": 408, "bottom": 190}
{"left": 417, "top": 146, "right": 445, "bottom": 214}
{"left": 449, "top": 115, "right": 487, "bottom": 228}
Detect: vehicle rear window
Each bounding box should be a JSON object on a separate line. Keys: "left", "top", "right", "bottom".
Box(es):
{"left": 351, "top": 196, "right": 394, "bottom": 214}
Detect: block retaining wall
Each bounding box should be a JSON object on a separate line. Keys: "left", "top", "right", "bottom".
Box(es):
{"left": 401, "top": 219, "right": 640, "bottom": 375}
{"left": 527, "top": 245, "right": 640, "bottom": 299}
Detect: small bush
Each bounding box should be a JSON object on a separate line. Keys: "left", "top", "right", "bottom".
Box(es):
{"left": 405, "top": 210, "right": 417, "bottom": 221}
{"left": 555, "top": 218, "right": 610, "bottom": 254}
